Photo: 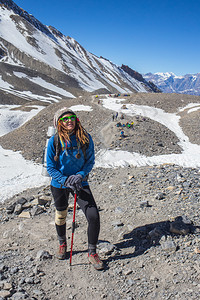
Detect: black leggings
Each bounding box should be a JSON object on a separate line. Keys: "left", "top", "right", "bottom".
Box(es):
{"left": 51, "top": 185, "right": 100, "bottom": 246}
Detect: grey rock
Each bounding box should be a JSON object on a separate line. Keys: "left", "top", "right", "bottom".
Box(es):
{"left": 111, "top": 221, "right": 124, "bottom": 227}
{"left": 123, "top": 269, "right": 133, "bottom": 276}
{"left": 36, "top": 250, "right": 52, "bottom": 260}
{"left": 25, "top": 277, "right": 34, "bottom": 284}
{"left": 10, "top": 266, "right": 19, "bottom": 274}
{"left": 0, "top": 290, "right": 11, "bottom": 298}
{"left": 140, "top": 200, "right": 150, "bottom": 208}
{"left": 32, "top": 289, "right": 43, "bottom": 296}
{"left": 38, "top": 196, "right": 52, "bottom": 206}
{"left": 16, "top": 198, "right": 27, "bottom": 205}
{"left": 11, "top": 292, "right": 28, "bottom": 299}
{"left": 0, "top": 274, "right": 6, "bottom": 280}
{"left": 18, "top": 278, "right": 26, "bottom": 285}
{"left": 31, "top": 206, "right": 45, "bottom": 216}
{"left": 155, "top": 192, "right": 165, "bottom": 200}
{"left": 6, "top": 204, "right": 16, "bottom": 214}
{"left": 160, "top": 240, "right": 177, "bottom": 252}
{"left": 98, "top": 242, "right": 116, "bottom": 255}
{"left": 33, "top": 278, "right": 41, "bottom": 284}
{"left": 127, "top": 279, "right": 135, "bottom": 286}
{"left": 32, "top": 266, "right": 39, "bottom": 275}
{"left": 2, "top": 282, "right": 12, "bottom": 290}
{"left": 14, "top": 204, "right": 23, "bottom": 215}
{"left": 24, "top": 255, "right": 33, "bottom": 263}
{"left": 115, "top": 207, "right": 124, "bottom": 214}
{"left": 0, "top": 282, "right": 4, "bottom": 289}
{"left": 0, "top": 263, "right": 7, "bottom": 272}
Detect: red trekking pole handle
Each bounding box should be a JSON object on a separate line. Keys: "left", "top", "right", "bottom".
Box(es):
{"left": 70, "top": 192, "right": 77, "bottom": 266}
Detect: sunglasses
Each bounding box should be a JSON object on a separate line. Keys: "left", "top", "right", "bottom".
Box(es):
{"left": 59, "top": 115, "right": 77, "bottom": 122}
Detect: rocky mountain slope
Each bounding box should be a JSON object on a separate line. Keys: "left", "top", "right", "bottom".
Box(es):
{"left": 144, "top": 72, "right": 200, "bottom": 96}
{"left": 121, "top": 65, "right": 162, "bottom": 93}
{"left": 0, "top": 0, "right": 158, "bottom": 106}
{"left": 1, "top": 92, "right": 200, "bottom": 299}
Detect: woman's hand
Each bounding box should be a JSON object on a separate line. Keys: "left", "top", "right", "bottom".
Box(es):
{"left": 64, "top": 174, "right": 82, "bottom": 192}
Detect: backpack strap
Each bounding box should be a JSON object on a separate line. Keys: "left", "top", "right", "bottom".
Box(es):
{"left": 53, "top": 133, "right": 61, "bottom": 161}
{"left": 81, "top": 142, "right": 89, "bottom": 160}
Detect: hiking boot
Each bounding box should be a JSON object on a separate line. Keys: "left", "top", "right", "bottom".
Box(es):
{"left": 57, "top": 242, "right": 67, "bottom": 260}
{"left": 88, "top": 253, "right": 104, "bottom": 270}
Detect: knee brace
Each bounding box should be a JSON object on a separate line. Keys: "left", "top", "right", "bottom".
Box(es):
{"left": 55, "top": 208, "right": 68, "bottom": 226}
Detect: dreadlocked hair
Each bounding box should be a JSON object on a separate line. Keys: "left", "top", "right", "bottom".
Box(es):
{"left": 75, "top": 121, "right": 89, "bottom": 145}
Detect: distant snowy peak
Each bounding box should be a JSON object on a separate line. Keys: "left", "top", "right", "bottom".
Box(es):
{"left": 143, "top": 72, "right": 200, "bottom": 96}
{"left": 155, "top": 72, "right": 176, "bottom": 79}
{"left": 0, "top": 0, "right": 158, "bottom": 104}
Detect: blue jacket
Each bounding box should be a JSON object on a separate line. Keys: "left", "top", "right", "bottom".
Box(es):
{"left": 46, "top": 133, "right": 95, "bottom": 188}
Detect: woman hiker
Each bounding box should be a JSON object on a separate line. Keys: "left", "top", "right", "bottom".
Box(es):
{"left": 46, "top": 107, "right": 104, "bottom": 270}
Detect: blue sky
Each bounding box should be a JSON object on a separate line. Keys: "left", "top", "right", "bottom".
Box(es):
{"left": 14, "top": 0, "right": 200, "bottom": 76}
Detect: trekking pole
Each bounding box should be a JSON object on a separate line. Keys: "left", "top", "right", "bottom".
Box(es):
{"left": 70, "top": 192, "right": 77, "bottom": 268}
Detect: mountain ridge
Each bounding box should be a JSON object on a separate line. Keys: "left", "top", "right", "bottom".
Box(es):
{"left": 0, "top": 0, "right": 157, "bottom": 105}
{"left": 144, "top": 72, "right": 200, "bottom": 96}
